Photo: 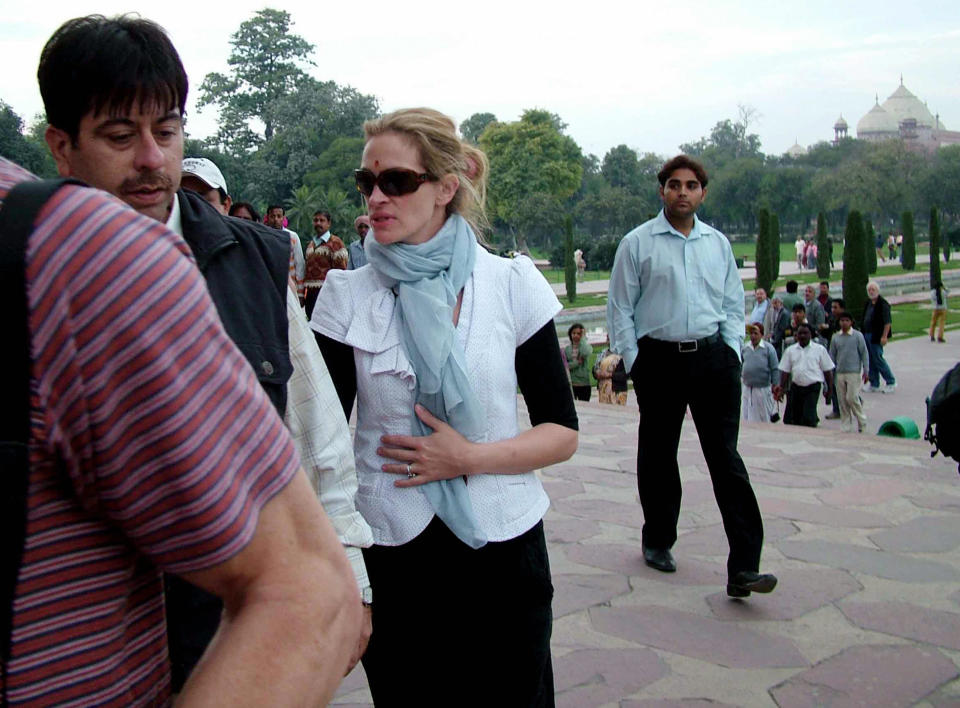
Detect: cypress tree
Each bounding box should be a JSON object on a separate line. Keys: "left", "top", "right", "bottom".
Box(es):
{"left": 929, "top": 207, "right": 942, "bottom": 289}
{"left": 842, "top": 210, "right": 869, "bottom": 321}
{"left": 770, "top": 213, "right": 781, "bottom": 283}
{"left": 563, "top": 215, "right": 576, "bottom": 304}
{"left": 755, "top": 208, "right": 773, "bottom": 296}
{"left": 865, "top": 219, "right": 878, "bottom": 274}
{"left": 901, "top": 211, "right": 916, "bottom": 270}
{"left": 816, "top": 212, "right": 830, "bottom": 279}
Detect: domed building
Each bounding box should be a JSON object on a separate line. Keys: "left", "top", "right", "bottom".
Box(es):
{"left": 851, "top": 77, "right": 960, "bottom": 151}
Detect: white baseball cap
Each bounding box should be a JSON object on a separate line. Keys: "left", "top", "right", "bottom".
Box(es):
{"left": 182, "top": 157, "right": 228, "bottom": 196}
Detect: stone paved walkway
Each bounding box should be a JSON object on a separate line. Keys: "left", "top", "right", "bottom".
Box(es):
{"left": 333, "top": 335, "right": 960, "bottom": 707}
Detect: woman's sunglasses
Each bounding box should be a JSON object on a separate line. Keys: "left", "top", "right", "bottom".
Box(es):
{"left": 354, "top": 168, "right": 435, "bottom": 197}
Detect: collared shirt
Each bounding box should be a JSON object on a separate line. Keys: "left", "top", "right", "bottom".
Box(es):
{"left": 828, "top": 328, "right": 869, "bottom": 374}
{"left": 607, "top": 210, "right": 745, "bottom": 371}
{"left": 779, "top": 341, "right": 835, "bottom": 386}
{"left": 348, "top": 239, "right": 367, "bottom": 270}
{"left": 748, "top": 298, "right": 769, "bottom": 325}
{"left": 313, "top": 229, "right": 331, "bottom": 246}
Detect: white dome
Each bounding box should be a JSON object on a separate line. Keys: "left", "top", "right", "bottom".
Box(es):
{"left": 857, "top": 102, "right": 898, "bottom": 136}
{"left": 881, "top": 82, "right": 936, "bottom": 128}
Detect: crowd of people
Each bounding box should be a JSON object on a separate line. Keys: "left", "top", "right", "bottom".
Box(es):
{"left": 3, "top": 12, "right": 951, "bottom": 708}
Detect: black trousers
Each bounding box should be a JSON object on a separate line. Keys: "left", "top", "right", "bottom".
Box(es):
{"left": 784, "top": 381, "right": 821, "bottom": 427}
{"left": 630, "top": 337, "right": 764, "bottom": 576}
{"left": 361, "top": 518, "right": 554, "bottom": 708}
{"left": 571, "top": 384, "right": 591, "bottom": 401}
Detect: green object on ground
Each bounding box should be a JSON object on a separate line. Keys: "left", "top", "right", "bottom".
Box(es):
{"left": 876, "top": 416, "right": 921, "bottom": 439}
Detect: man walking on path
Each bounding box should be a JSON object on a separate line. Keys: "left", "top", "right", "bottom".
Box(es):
{"left": 862, "top": 281, "right": 897, "bottom": 393}
{"left": 828, "top": 312, "right": 869, "bottom": 432}
{"left": 607, "top": 154, "right": 776, "bottom": 598}
{"left": 777, "top": 323, "right": 835, "bottom": 428}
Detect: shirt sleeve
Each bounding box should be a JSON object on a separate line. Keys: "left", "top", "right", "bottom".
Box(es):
{"left": 719, "top": 237, "right": 745, "bottom": 360}
{"left": 607, "top": 236, "right": 642, "bottom": 372}
{"left": 31, "top": 188, "right": 299, "bottom": 574}
{"left": 309, "top": 267, "right": 354, "bottom": 342}
{"left": 283, "top": 288, "right": 372, "bottom": 594}
{"left": 767, "top": 345, "right": 780, "bottom": 385}
{"left": 509, "top": 255, "right": 562, "bottom": 346}
{"left": 820, "top": 346, "right": 836, "bottom": 371}
{"left": 778, "top": 348, "right": 793, "bottom": 373}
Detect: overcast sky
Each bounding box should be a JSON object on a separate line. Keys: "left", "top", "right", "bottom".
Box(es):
{"left": 3, "top": 0, "right": 959, "bottom": 160}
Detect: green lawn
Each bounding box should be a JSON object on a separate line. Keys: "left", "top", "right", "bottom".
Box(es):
{"left": 890, "top": 302, "right": 959, "bottom": 341}
{"left": 560, "top": 293, "right": 607, "bottom": 310}
{"left": 542, "top": 269, "right": 611, "bottom": 284}
{"left": 731, "top": 241, "right": 936, "bottom": 265}
{"left": 742, "top": 260, "right": 960, "bottom": 292}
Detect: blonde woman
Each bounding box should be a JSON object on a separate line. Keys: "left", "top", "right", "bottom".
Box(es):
{"left": 311, "top": 108, "right": 577, "bottom": 706}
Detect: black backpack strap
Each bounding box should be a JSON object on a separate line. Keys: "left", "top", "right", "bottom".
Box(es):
{"left": 0, "top": 177, "right": 77, "bottom": 704}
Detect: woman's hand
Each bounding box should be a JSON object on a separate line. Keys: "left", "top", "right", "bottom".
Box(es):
{"left": 378, "top": 405, "right": 477, "bottom": 487}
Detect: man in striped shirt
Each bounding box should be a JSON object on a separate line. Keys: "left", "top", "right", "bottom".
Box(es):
{"left": 38, "top": 14, "right": 374, "bottom": 689}
{"left": 1, "top": 156, "right": 361, "bottom": 705}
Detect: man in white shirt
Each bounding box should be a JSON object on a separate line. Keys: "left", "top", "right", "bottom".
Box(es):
{"left": 776, "top": 323, "right": 835, "bottom": 427}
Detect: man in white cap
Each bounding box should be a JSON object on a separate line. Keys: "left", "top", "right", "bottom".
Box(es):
{"left": 348, "top": 214, "right": 370, "bottom": 270}
{"left": 181, "top": 156, "right": 231, "bottom": 215}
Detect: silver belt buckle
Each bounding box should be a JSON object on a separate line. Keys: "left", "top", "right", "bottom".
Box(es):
{"left": 678, "top": 339, "right": 698, "bottom": 353}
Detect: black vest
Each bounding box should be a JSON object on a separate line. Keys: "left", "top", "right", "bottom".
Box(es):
{"left": 177, "top": 190, "right": 291, "bottom": 416}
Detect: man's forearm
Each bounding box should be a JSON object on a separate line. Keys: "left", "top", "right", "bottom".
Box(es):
{"left": 178, "top": 473, "right": 362, "bottom": 707}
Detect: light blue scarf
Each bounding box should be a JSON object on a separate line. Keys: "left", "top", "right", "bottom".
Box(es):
{"left": 365, "top": 214, "right": 487, "bottom": 548}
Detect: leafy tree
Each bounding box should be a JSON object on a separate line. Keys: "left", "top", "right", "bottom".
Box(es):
{"left": 816, "top": 212, "right": 830, "bottom": 279}
{"left": 944, "top": 228, "right": 952, "bottom": 263}
{"left": 601, "top": 145, "right": 640, "bottom": 192}
{"left": 198, "top": 9, "right": 315, "bottom": 150}
{"left": 929, "top": 207, "right": 942, "bottom": 289}
{"left": 285, "top": 184, "right": 323, "bottom": 239}
{"left": 703, "top": 158, "right": 764, "bottom": 232}
{"left": 901, "top": 211, "right": 916, "bottom": 270}
{"left": 515, "top": 192, "right": 564, "bottom": 248}
{"left": 481, "top": 109, "right": 582, "bottom": 248}
{"left": 563, "top": 216, "right": 576, "bottom": 303}
{"left": 842, "top": 211, "right": 868, "bottom": 319}
{"left": 770, "top": 213, "right": 781, "bottom": 282}
{"left": 0, "top": 102, "right": 53, "bottom": 176}
{"left": 460, "top": 112, "right": 497, "bottom": 143}
{"left": 679, "top": 105, "right": 762, "bottom": 171}
{"left": 864, "top": 219, "right": 878, "bottom": 274}
{"left": 304, "top": 136, "right": 366, "bottom": 202}
{"left": 754, "top": 208, "right": 773, "bottom": 295}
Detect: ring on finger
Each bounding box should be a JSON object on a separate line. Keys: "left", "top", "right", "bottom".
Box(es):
{"left": 406, "top": 463, "right": 416, "bottom": 479}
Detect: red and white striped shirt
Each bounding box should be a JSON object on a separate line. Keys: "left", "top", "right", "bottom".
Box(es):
{"left": 1, "top": 158, "right": 299, "bottom": 706}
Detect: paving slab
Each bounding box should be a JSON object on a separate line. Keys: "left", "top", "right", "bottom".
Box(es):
{"left": 334, "top": 334, "right": 960, "bottom": 706}
{"left": 769, "top": 645, "right": 958, "bottom": 707}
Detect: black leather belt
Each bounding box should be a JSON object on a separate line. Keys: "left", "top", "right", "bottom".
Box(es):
{"left": 640, "top": 331, "right": 721, "bottom": 353}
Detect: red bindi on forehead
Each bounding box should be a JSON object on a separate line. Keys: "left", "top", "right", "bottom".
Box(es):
{"left": 374, "top": 160, "right": 379, "bottom": 168}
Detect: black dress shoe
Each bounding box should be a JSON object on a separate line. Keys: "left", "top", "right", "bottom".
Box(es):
{"left": 727, "top": 571, "right": 778, "bottom": 598}
{"left": 642, "top": 546, "right": 676, "bottom": 573}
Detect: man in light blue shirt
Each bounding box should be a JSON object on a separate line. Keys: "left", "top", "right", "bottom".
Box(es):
{"left": 606, "top": 155, "right": 776, "bottom": 599}
{"left": 747, "top": 288, "right": 769, "bottom": 326}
